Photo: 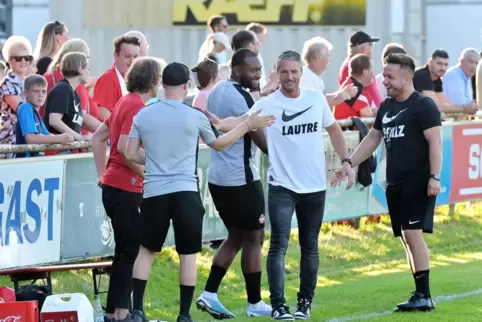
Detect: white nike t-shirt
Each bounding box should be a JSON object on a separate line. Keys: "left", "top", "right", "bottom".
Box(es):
{"left": 248, "top": 88, "right": 335, "bottom": 193}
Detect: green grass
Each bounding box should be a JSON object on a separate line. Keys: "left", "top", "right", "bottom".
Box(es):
{"left": 2, "top": 203, "right": 482, "bottom": 321}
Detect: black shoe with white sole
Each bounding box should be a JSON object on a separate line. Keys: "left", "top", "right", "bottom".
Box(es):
{"left": 394, "top": 291, "right": 435, "bottom": 312}
{"left": 294, "top": 298, "right": 311, "bottom": 320}
{"left": 272, "top": 305, "right": 294, "bottom": 321}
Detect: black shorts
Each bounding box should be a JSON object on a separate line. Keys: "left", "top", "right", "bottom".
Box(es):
{"left": 139, "top": 191, "right": 205, "bottom": 254}
{"left": 209, "top": 180, "right": 265, "bottom": 231}
{"left": 386, "top": 181, "right": 436, "bottom": 237}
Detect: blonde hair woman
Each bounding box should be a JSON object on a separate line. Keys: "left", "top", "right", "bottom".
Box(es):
{"left": 0, "top": 35, "right": 33, "bottom": 158}
{"left": 34, "top": 21, "right": 69, "bottom": 75}
{"left": 41, "top": 38, "right": 101, "bottom": 134}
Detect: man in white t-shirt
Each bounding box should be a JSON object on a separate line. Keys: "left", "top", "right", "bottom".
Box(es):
{"left": 198, "top": 15, "right": 229, "bottom": 63}
{"left": 300, "top": 37, "right": 329, "bottom": 93}
{"left": 300, "top": 37, "right": 357, "bottom": 107}
{"left": 250, "top": 51, "right": 355, "bottom": 320}
{"left": 207, "top": 50, "right": 355, "bottom": 320}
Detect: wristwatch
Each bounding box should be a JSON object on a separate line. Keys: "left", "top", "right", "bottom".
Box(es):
{"left": 430, "top": 174, "right": 441, "bottom": 181}
{"left": 341, "top": 158, "right": 352, "bottom": 166}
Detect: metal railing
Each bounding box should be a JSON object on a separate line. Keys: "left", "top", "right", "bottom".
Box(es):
{"left": 1, "top": 111, "right": 480, "bottom": 155}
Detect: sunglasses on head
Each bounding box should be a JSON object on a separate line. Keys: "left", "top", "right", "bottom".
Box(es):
{"left": 12, "top": 55, "right": 34, "bottom": 63}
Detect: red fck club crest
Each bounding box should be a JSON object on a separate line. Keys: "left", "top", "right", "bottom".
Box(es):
{"left": 259, "top": 214, "right": 265, "bottom": 224}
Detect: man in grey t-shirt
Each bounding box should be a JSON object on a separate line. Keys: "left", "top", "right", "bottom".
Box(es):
{"left": 196, "top": 49, "right": 272, "bottom": 319}
{"left": 124, "top": 62, "right": 275, "bottom": 322}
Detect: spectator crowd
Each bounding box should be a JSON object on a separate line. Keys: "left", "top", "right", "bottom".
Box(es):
{"left": 0, "top": 15, "right": 482, "bottom": 322}
{"left": 0, "top": 17, "right": 481, "bottom": 160}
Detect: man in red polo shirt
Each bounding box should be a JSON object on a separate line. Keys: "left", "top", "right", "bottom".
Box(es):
{"left": 339, "top": 31, "right": 381, "bottom": 108}
{"left": 92, "top": 57, "right": 163, "bottom": 322}
{"left": 334, "top": 54, "right": 376, "bottom": 119}
{"left": 94, "top": 35, "right": 140, "bottom": 121}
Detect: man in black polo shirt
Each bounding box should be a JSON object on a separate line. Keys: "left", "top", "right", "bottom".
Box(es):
{"left": 414, "top": 49, "right": 478, "bottom": 114}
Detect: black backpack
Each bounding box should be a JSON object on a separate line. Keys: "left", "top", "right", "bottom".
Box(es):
{"left": 350, "top": 118, "right": 377, "bottom": 188}
{"left": 16, "top": 284, "right": 51, "bottom": 318}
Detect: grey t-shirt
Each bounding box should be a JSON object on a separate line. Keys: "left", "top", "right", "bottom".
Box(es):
{"left": 129, "top": 99, "right": 218, "bottom": 198}
{"left": 207, "top": 80, "right": 260, "bottom": 186}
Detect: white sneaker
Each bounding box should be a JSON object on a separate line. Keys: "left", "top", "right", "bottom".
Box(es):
{"left": 195, "top": 292, "right": 236, "bottom": 319}
{"left": 246, "top": 300, "right": 272, "bottom": 317}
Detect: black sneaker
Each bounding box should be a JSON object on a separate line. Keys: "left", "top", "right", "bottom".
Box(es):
{"left": 272, "top": 305, "right": 294, "bottom": 320}
{"left": 177, "top": 315, "right": 195, "bottom": 322}
{"left": 112, "top": 315, "right": 133, "bottom": 322}
{"left": 131, "top": 310, "right": 149, "bottom": 322}
{"left": 394, "top": 291, "right": 435, "bottom": 312}
{"left": 294, "top": 298, "right": 311, "bottom": 320}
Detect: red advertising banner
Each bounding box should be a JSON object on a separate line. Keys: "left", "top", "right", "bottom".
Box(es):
{"left": 450, "top": 123, "right": 482, "bottom": 202}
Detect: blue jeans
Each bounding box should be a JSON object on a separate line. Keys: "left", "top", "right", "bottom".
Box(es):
{"left": 266, "top": 185, "right": 326, "bottom": 307}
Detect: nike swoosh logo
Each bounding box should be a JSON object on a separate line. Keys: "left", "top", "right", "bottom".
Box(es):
{"left": 281, "top": 105, "right": 313, "bottom": 122}
{"left": 409, "top": 220, "right": 420, "bottom": 225}
{"left": 382, "top": 109, "right": 407, "bottom": 124}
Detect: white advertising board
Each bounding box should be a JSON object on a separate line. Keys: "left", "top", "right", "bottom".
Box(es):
{"left": 0, "top": 160, "right": 64, "bottom": 270}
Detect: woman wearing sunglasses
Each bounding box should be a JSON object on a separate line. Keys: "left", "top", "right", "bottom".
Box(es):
{"left": 0, "top": 35, "right": 33, "bottom": 159}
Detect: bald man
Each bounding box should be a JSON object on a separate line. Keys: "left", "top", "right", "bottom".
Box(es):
{"left": 125, "top": 30, "right": 149, "bottom": 56}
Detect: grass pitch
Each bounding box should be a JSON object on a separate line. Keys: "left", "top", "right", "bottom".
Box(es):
{"left": 2, "top": 203, "right": 481, "bottom": 321}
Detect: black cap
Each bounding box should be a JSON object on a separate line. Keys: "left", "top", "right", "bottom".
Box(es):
{"left": 350, "top": 31, "right": 379, "bottom": 47}
{"left": 162, "top": 62, "right": 190, "bottom": 86}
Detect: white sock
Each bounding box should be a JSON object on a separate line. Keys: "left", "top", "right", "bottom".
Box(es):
{"left": 201, "top": 290, "right": 218, "bottom": 300}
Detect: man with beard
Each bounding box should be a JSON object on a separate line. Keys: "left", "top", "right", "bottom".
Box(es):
{"left": 196, "top": 48, "right": 272, "bottom": 319}
{"left": 333, "top": 53, "right": 442, "bottom": 313}
{"left": 413, "top": 49, "right": 478, "bottom": 114}
{"left": 213, "top": 51, "right": 354, "bottom": 320}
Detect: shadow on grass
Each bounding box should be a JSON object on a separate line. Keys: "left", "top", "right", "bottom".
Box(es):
{"left": 1, "top": 209, "right": 480, "bottom": 322}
